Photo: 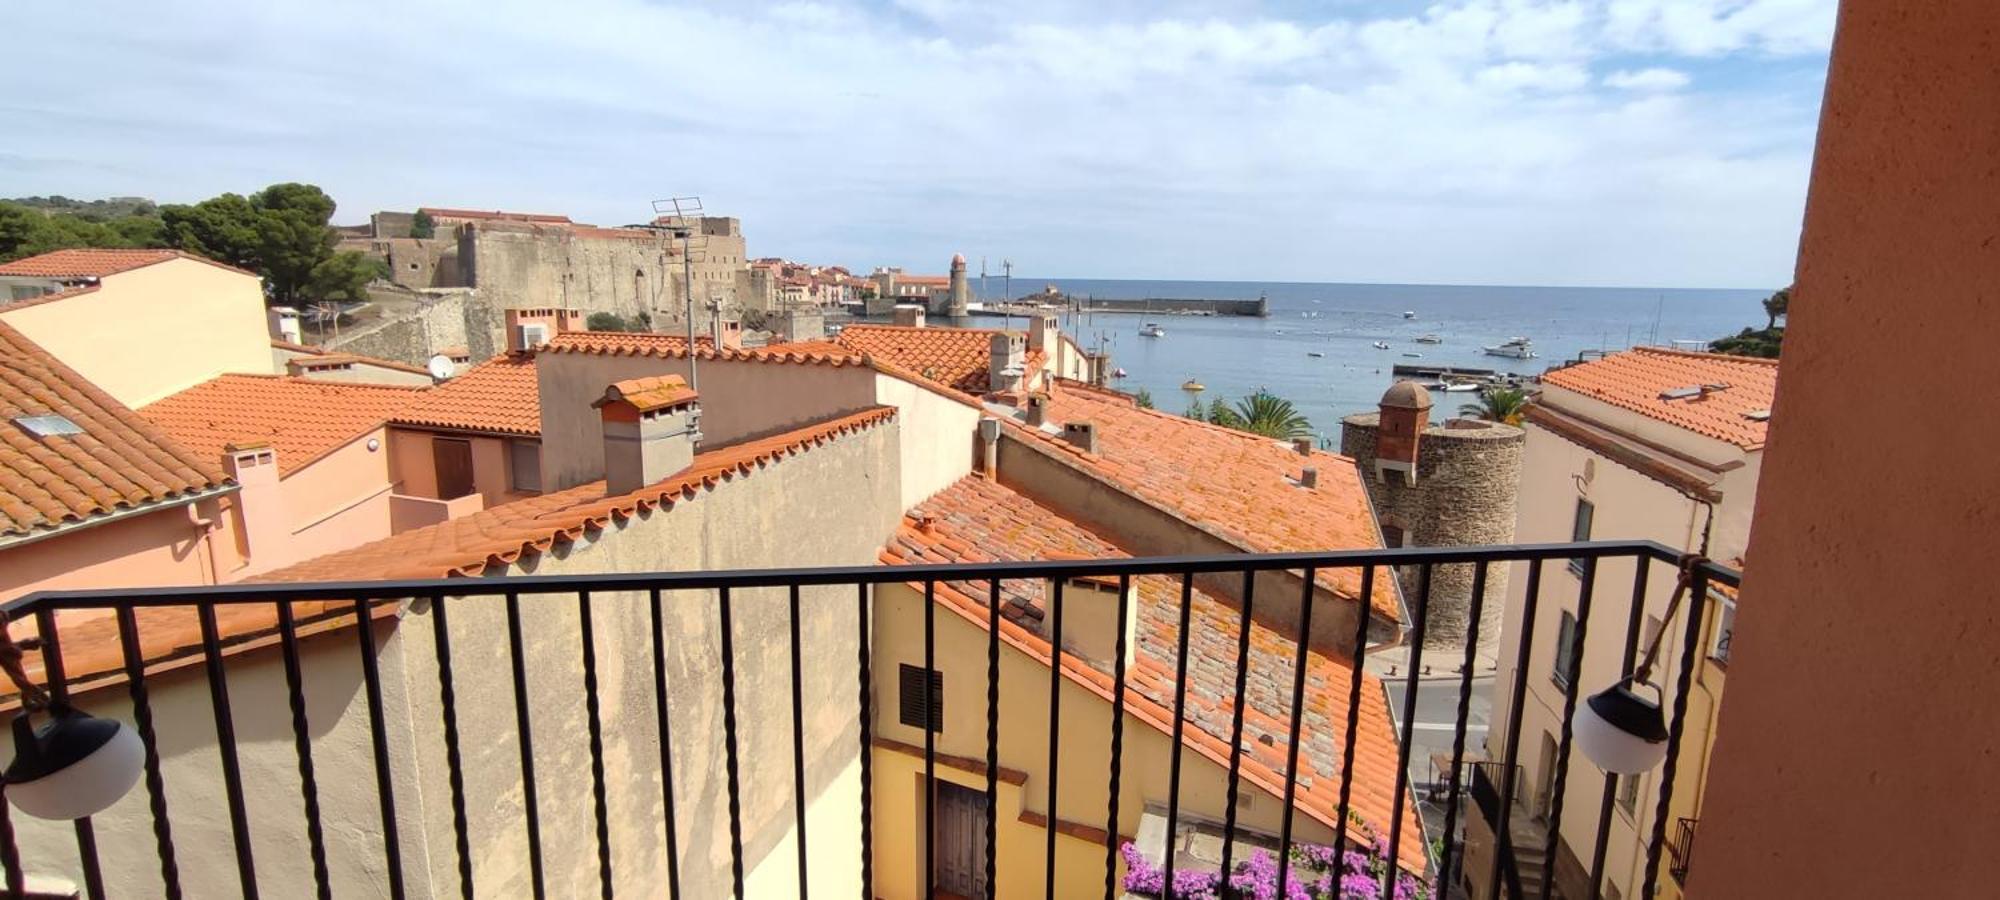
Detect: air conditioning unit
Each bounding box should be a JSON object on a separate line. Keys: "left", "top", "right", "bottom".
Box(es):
{"left": 515, "top": 323, "right": 550, "bottom": 348}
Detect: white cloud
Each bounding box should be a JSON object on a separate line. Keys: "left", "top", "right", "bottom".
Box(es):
{"left": 0, "top": 0, "right": 1839, "bottom": 287}
{"left": 1604, "top": 67, "right": 1692, "bottom": 90}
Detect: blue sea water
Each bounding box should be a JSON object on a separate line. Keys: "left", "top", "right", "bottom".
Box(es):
{"left": 954, "top": 278, "right": 1771, "bottom": 444}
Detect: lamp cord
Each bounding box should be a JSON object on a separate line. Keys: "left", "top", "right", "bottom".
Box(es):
{"left": 1630, "top": 505, "right": 1716, "bottom": 687}
{"left": 0, "top": 612, "right": 50, "bottom": 712}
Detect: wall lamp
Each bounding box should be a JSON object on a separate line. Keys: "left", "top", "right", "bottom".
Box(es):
{"left": 1, "top": 615, "right": 143, "bottom": 820}
{"left": 1573, "top": 553, "right": 1706, "bottom": 775}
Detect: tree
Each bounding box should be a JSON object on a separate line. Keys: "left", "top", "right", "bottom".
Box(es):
{"left": 1228, "top": 390, "right": 1313, "bottom": 439}
{"left": 1206, "top": 397, "right": 1244, "bottom": 430}
{"left": 1711, "top": 327, "right": 1783, "bottom": 358}
{"left": 587, "top": 311, "right": 636, "bottom": 332}
{"left": 1133, "top": 388, "right": 1154, "bottom": 409}
{"left": 251, "top": 183, "right": 341, "bottom": 304}
{"left": 409, "top": 210, "right": 436, "bottom": 239}
{"left": 0, "top": 200, "right": 165, "bottom": 261}
{"left": 305, "top": 251, "right": 385, "bottom": 305}
{"left": 160, "top": 193, "right": 264, "bottom": 269}
{"left": 1762, "top": 285, "right": 1791, "bottom": 330}
{"left": 1459, "top": 386, "right": 1531, "bottom": 425}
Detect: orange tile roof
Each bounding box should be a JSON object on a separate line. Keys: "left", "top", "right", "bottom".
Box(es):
{"left": 0, "top": 248, "right": 255, "bottom": 279}
{"left": 1540, "top": 347, "right": 1777, "bottom": 449}
{"left": 893, "top": 274, "right": 951, "bottom": 286}
{"left": 0, "top": 321, "right": 227, "bottom": 539}
{"left": 602, "top": 374, "right": 697, "bottom": 412}
{"left": 833, "top": 324, "right": 1047, "bottom": 393}
{"left": 255, "top": 407, "right": 897, "bottom": 582}
{"left": 885, "top": 476, "right": 1423, "bottom": 865}
{"left": 393, "top": 351, "right": 542, "bottom": 436}
{"left": 545, "top": 330, "right": 872, "bottom": 367}
{"left": 141, "top": 375, "right": 420, "bottom": 475}
{"left": 1010, "top": 384, "right": 1398, "bottom": 619}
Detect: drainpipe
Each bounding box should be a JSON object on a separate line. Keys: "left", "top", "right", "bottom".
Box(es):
{"left": 977, "top": 418, "right": 1001, "bottom": 481}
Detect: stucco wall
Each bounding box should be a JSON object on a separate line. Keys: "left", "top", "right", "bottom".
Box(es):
{"left": 0, "top": 498, "right": 224, "bottom": 603}
{"left": 869, "top": 374, "right": 980, "bottom": 508}
{"left": 1690, "top": 3, "right": 2000, "bottom": 897}
{"left": 275, "top": 428, "right": 398, "bottom": 570}
{"left": 388, "top": 428, "right": 539, "bottom": 511}
{"left": 1340, "top": 414, "right": 1523, "bottom": 649}
{"left": 0, "top": 259, "right": 273, "bottom": 407}
{"left": 2, "top": 417, "right": 902, "bottom": 899}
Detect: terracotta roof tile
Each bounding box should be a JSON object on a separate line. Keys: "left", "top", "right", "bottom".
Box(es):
{"left": 1540, "top": 347, "right": 1777, "bottom": 449}
{"left": 885, "top": 477, "right": 1423, "bottom": 866}
{"left": 833, "top": 324, "right": 1047, "bottom": 393}
{"left": 1007, "top": 385, "right": 1398, "bottom": 620}
{"left": 0, "top": 248, "right": 256, "bottom": 279}
{"left": 545, "top": 330, "right": 871, "bottom": 367}
{"left": 141, "top": 375, "right": 419, "bottom": 475}
{"left": 393, "top": 352, "right": 542, "bottom": 436}
{"left": 600, "top": 374, "right": 697, "bottom": 412}
{"left": 254, "top": 407, "right": 897, "bottom": 582}
{"left": 0, "top": 321, "right": 227, "bottom": 538}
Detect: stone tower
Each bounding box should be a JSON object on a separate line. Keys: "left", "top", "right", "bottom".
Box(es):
{"left": 947, "top": 252, "right": 970, "bottom": 317}
{"left": 1341, "top": 382, "right": 1524, "bottom": 652}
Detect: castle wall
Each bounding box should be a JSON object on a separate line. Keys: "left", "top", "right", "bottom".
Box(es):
{"left": 1340, "top": 413, "right": 1523, "bottom": 649}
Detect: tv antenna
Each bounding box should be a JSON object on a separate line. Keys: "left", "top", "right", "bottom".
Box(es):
{"left": 646, "top": 195, "right": 710, "bottom": 443}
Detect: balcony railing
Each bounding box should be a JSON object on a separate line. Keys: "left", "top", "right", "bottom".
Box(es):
{"left": 0, "top": 541, "right": 1737, "bottom": 899}
{"left": 1669, "top": 816, "right": 1698, "bottom": 885}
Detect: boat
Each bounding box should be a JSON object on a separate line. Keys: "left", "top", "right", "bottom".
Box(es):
{"left": 1403, "top": 310, "right": 1417, "bottom": 319}
{"left": 1111, "top": 367, "right": 1128, "bottom": 378}
{"left": 1439, "top": 377, "right": 1481, "bottom": 392}
{"left": 1140, "top": 323, "right": 1166, "bottom": 337}
{"left": 1307, "top": 351, "right": 1325, "bottom": 358}
{"left": 1372, "top": 340, "right": 1391, "bottom": 350}
{"left": 1414, "top": 333, "right": 1443, "bottom": 344}
{"left": 1402, "top": 352, "right": 1424, "bottom": 358}
{"left": 1482, "top": 337, "right": 1538, "bottom": 359}
{"left": 1181, "top": 378, "right": 1205, "bottom": 392}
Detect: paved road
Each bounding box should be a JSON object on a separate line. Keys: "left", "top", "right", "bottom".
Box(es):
{"left": 1382, "top": 675, "right": 1495, "bottom": 863}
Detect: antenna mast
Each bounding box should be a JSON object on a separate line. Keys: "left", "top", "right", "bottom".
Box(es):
{"left": 650, "top": 195, "right": 709, "bottom": 444}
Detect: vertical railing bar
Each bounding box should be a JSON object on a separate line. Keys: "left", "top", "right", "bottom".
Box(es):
{"left": 1333, "top": 565, "right": 1377, "bottom": 861}
{"left": 430, "top": 594, "right": 474, "bottom": 900}
{"left": 648, "top": 588, "right": 685, "bottom": 898}
{"left": 1102, "top": 573, "right": 1134, "bottom": 900}
{"left": 1641, "top": 569, "right": 1709, "bottom": 899}
{"left": 504, "top": 592, "right": 547, "bottom": 899}
{"left": 923, "top": 579, "right": 937, "bottom": 898}
{"left": 1539, "top": 557, "right": 1598, "bottom": 900}
{"left": 1159, "top": 572, "right": 1197, "bottom": 895}
{"left": 718, "top": 586, "right": 747, "bottom": 899}
{"left": 577, "top": 590, "right": 613, "bottom": 899}
{"left": 856, "top": 583, "right": 874, "bottom": 900}
{"left": 33, "top": 609, "right": 106, "bottom": 900}
{"left": 1384, "top": 563, "right": 1433, "bottom": 893}
{"left": 985, "top": 578, "right": 1002, "bottom": 899}
{"left": 788, "top": 584, "right": 810, "bottom": 900}
{"left": 117, "top": 605, "right": 185, "bottom": 900}
{"left": 1274, "top": 567, "right": 1318, "bottom": 898}
{"left": 1042, "top": 578, "right": 1065, "bottom": 900}
{"left": 186, "top": 605, "right": 258, "bottom": 899}
{"left": 1588, "top": 558, "right": 1651, "bottom": 899}
{"left": 353, "top": 598, "right": 404, "bottom": 900}
{"left": 1437, "top": 561, "right": 1493, "bottom": 892}
{"left": 1217, "top": 570, "right": 1257, "bottom": 879}
{"left": 1489, "top": 559, "right": 1544, "bottom": 900}
{"left": 0, "top": 779, "right": 20, "bottom": 896}
{"left": 273, "top": 602, "right": 326, "bottom": 900}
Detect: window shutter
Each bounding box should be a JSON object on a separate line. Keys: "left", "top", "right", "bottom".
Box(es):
{"left": 899, "top": 664, "right": 942, "bottom": 732}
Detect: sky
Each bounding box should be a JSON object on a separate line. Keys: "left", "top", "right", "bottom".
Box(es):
{"left": 4, "top": 0, "right": 1836, "bottom": 288}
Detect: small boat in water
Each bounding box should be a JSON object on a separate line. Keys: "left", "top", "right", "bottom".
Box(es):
{"left": 1483, "top": 337, "right": 1538, "bottom": 359}
{"left": 1402, "top": 352, "right": 1424, "bottom": 358}
{"left": 1439, "top": 377, "right": 1480, "bottom": 392}
{"left": 1181, "top": 378, "right": 1205, "bottom": 392}
{"left": 1307, "top": 351, "right": 1325, "bottom": 358}
{"left": 1372, "top": 340, "right": 1391, "bottom": 350}
{"left": 1414, "top": 333, "right": 1443, "bottom": 344}
{"left": 1141, "top": 323, "right": 1166, "bottom": 337}
{"left": 1403, "top": 310, "right": 1417, "bottom": 319}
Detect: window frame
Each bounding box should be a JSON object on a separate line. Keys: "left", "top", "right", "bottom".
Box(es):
{"left": 898, "top": 663, "right": 943, "bottom": 733}
{"left": 508, "top": 439, "right": 542, "bottom": 494}
{"left": 1552, "top": 609, "right": 1579, "bottom": 691}
{"left": 1568, "top": 497, "right": 1595, "bottom": 575}
{"left": 1709, "top": 590, "right": 1736, "bottom": 667}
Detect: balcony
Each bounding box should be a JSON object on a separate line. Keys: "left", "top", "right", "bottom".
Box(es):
{"left": 0, "top": 541, "right": 1736, "bottom": 899}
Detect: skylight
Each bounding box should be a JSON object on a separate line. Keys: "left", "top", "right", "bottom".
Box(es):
{"left": 14, "top": 414, "right": 83, "bottom": 437}
{"left": 1743, "top": 409, "right": 1772, "bottom": 421}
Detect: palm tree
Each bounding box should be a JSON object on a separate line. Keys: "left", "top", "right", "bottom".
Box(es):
{"left": 1460, "top": 386, "right": 1531, "bottom": 425}
{"left": 1227, "top": 390, "right": 1313, "bottom": 439}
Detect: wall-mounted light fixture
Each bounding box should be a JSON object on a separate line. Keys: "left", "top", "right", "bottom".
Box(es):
{"left": 0, "top": 615, "right": 143, "bottom": 820}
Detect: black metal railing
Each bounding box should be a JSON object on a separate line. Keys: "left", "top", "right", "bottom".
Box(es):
{"left": 0, "top": 541, "right": 1737, "bottom": 900}
{"left": 1669, "top": 816, "right": 1698, "bottom": 885}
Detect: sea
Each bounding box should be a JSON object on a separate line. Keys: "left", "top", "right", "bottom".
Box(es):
{"left": 922, "top": 278, "right": 1770, "bottom": 444}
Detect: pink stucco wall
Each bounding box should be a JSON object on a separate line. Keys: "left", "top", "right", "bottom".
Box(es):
{"left": 0, "top": 499, "right": 222, "bottom": 604}
{"left": 1690, "top": 2, "right": 2000, "bottom": 897}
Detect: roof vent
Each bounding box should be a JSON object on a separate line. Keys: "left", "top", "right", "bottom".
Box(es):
{"left": 1661, "top": 383, "right": 1732, "bottom": 401}
{"left": 13, "top": 414, "right": 82, "bottom": 438}
{"left": 1743, "top": 409, "right": 1772, "bottom": 421}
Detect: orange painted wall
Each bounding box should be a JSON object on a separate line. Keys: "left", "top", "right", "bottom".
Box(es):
{"left": 1689, "top": 2, "right": 2000, "bottom": 897}
{"left": 274, "top": 427, "right": 398, "bottom": 569}
{"left": 0, "top": 499, "right": 223, "bottom": 604}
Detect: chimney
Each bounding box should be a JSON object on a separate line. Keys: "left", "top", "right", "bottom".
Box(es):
{"left": 892, "top": 304, "right": 926, "bottom": 328}
{"left": 592, "top": 375, "right": 700, "bottom": 496}
{"left": 1027, "top": 314, "right": 1060, "bottom": 355}
{"left": 1300, "top": 466, "right": 1319, "bottom": 489}
{"left": 988, "top": 332, "right": 1026, "bottom": 393}
{"left": 1061, "top": 421, "right": 1098, "bottom": 454}
{"left": 505, "top": 307, "right": 583, "bottom": 352}
{"left": 1292, "top": 437, "right": 1314, "bottom": 456}
{"left": 224, "top": 443, "right": 290, "bottom": 569}
{"left": 1025, "top": 393, "right": 1051, "bottom": 427}
{"left": 267, "top": 306, "right": 302, "bottom": 344}
{"left": 1043, "top": 554, "right": 1138, "bottom": 671}
{"left": 977, "top": 417, "right": 1001, "bottom": 480}
{"left": 780, "top": 308, "right": 825, "bottom": 343}
{"left": 717, "top": 318, "right": 744, "bottom": 351}
{"left": 1375, "top": 381, "right": 1432, "bottom": 486}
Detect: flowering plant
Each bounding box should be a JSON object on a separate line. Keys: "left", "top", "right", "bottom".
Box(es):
{"left": 1119, "top": 831, "right": 1433, "bottom": 900}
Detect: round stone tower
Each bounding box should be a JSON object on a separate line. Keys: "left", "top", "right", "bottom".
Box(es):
{"left": 947, "top": 252, "right": 970, "bottom": 317}
{"left": 1341, "top": 383, "right": 1524, "bottom": 652}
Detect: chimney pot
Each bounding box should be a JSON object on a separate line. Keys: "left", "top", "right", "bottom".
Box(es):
{"left": 989, "top": 332, "right": 1027, "bottom": 393}
{"left": 1061, "top": 421, "right": 1098, "bottom": 454}
{"left": 594, "top": 375, "right": 700, "bottom": 496}
{"left": 1300, "top": 466, "right": 1319, "bottom": 489}
{"left": 893, "top": 305, "right": 927, "bottom": 328}
{"left": 1293, "top": 437, "right": 1314, "bottom": 456}
{"left": 1026, "top": 394, "right": 1050, "bottom": 427}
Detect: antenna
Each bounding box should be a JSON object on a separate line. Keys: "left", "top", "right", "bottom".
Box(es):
{"left": 1001, "top": 259, "right": 1013, "bottom": 331}
{"left": 649, "top": 196, "right": 708, "bottom": 444}
{"left": 1650, "top": 294, "right": 1665, "bottom": 346}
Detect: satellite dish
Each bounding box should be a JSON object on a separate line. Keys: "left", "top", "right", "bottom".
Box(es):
{"left": 427, "top": 354, "right": 455, "bottom": 381}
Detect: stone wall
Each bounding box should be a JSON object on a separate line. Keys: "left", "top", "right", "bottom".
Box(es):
{"left": 321, "top": 289, "right": 485, "bottom": 367}
{"left": 462, "top": 223, "right": 745, "bottom": 329}
{"left": 1341, "top": 413, "right": 1524, "bottom": 649}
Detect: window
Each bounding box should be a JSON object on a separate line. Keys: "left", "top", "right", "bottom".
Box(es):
{"left": 899, "top": 664, "right": 943, "bottom": 732}
{"left": 1553, "top": 610, "right": 1579, "bottom": 690}
{"left": 1382, "top": 523, "right": 1405, "bottom": 548}
{"left": 1710, "top": 591, "right": 1736, "bottom": 666}
{"left": 509, "top": 439, "right": 542, "bottom": 493}
{"left": 1618, "top": 771, "right": 1642, "bottom": 813}
{"left": 1568, "top": 497, "right": 1595, "bottom": 575}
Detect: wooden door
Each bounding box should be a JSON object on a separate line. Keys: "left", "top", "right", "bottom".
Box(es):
{"left": 934, "top": 779, "right": 989, "bottom": 898}
{"left": 433, "top": 437, "right": 475, "bottom": 499}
